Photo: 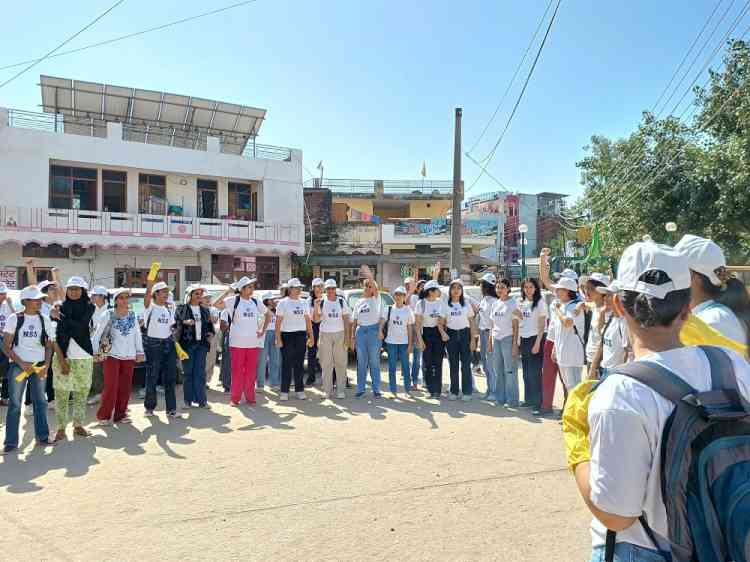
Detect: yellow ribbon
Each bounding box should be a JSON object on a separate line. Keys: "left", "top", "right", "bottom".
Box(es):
{"left": 175, "top": 341, "right": 189, "bottom": 360}
{"left": 147, "top": 262, "right": 161, "bottom": 282}
{"left": 15, "top": 363, "right": 47, "bottom": 382}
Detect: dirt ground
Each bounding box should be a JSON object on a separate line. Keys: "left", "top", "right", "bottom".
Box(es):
{"left": 0, "top": 363, "right": 591, "bottom": 562}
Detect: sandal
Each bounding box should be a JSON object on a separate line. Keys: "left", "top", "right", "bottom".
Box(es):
{"left": 116, "top": 416, "right": 132, "bottom": 424}
{"left": 54, "top": 430, "right": 66, "bottom": 443}
{"left": 73, "top": 426, "right": 91, "bottom": 438}
{"left": 97, "top": 419, "right": 112, "bottom": 426}
{"left": 36, "top": 438, "right": 57, "bottom": 447}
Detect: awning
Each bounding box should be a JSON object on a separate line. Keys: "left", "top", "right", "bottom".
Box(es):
{"left": 301, "top": 255, "right": 383, "bottom": 267}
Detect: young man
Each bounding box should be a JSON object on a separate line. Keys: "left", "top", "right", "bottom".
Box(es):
{"left": 314, "top": 279, "right": 351, "bottom": 400}
{"left": 3, "top": 285, "right": 56, "bottom": 453}
{"left": 574, "top": 241, "right": 750, "bottom": 561}
{"left": 142, "top": 279, "right": 178, "bottom": 417}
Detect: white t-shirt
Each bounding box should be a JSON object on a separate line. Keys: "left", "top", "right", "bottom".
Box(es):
{"left": 478, "top": 295, "right": 497, "bottom": 331}
{"left": 518, "top": 299, "right": 547, "bottom": 339}
{"left": 446, "top": 300, "right": 474, "bottom": 331}
{"left": 382, "top": 304, "right": 414, "bottom": 345}
{"left": 144, "top": 304, "right": 175, "bottom": 339}
{"left": 277, "top": 297, "right": 310, "bottom": 332}
{"left": 353, "top": 297, "right": 381, "bottom": 327}
{"left": 416, "top": 299, "right": 448, "bottom": 328}
{"left": 408, "top": 294, "right": 420, "bottom": 311}
{"left": 4, "top": 313, "right": 53, "bottom": 363}
{"left": 552, "top": 301, "right": 585, "bottom": 367}
{"left": 224, "top": 296, "right": 267, "bottom": 348}
{"left": 92, "top": 311, "right": 144, "bottom": 361}
{"left": 600, "top": 316, "right": 630, "bottom": 370}
{"left": 318, "top": 297, "right": 350, "bottom": 333}
{"left": 586, "top": 306, "right": 604, "bottom": 362}
{"left": 0, "top": 301, "right": 14, "bottom": 334}
{"left": 267, "top": 310, "right": 276, "bottom": 332}
{"left": 693, "top": 300, "right": 747, "bottom": 344}
{"left": 189, "top": 305, "right": 203, "bottom": 341}
{"left": 490, "top": 298, "right": 517, "bottom": 340}
{"left": 93, "top": 305, "right": 110, "bottom": 331}
{"left": 588, "top": 346, "right": 750, "bottom": 550}
{"left": 546, "top": 299, "right": 559, "bottom": 343}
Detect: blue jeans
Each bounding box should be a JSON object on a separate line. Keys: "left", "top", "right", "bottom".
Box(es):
{"left": 182, "top": 342, "right": 208, "bottom": 406}
{"left": 480, "top": 330, "right": 496, "bottom": 398}
{"left": 143, "top": 336, "right": 177, "bottom": 413}
{"left": 356, "top": 324, "right": 381, "bottom": 394}
{"left": 492, "top": 335, "right": 518, "bottom": 405}
{"left": 257, "top": 330, "right": 281, "bottom": 387}
{"left": 386, "top": 343, "right": 410, "bottom": 393}
{"left": 410, "top": 324, "right": 421, "bottom": 386}
{"left": 4, "top": 363, "right": 50, "bottom": 449}
{"left": 590, "top": 543, "right": 670, "bottom": 561}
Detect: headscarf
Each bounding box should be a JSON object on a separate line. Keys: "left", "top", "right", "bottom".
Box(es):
{"left": 57, "top": 289, "right": 95, "bottom": 357}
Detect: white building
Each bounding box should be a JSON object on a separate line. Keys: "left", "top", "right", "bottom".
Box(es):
{"left": 0, "top": 76, "right": 304, "bottom": 294}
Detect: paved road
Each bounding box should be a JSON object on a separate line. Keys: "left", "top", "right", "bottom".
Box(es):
{"left": 0, "top": 365, "right": 591, "bottom": 561}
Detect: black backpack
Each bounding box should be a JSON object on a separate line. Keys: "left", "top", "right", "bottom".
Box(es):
{"left": 226, "top": 295, "right": 259, "bottom": 329}
{"left": 12, "top": 313, "right": 48, "bottom": 349}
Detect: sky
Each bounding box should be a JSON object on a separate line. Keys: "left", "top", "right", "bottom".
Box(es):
{"left": 0, "top": 0, "right": 738, "bottom": 200}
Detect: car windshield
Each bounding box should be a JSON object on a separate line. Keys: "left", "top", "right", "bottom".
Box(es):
{"left": 347, "top": 290, "right": 394, "bottom": 310}
{"left": 129, "top": 296, "right": 146, "bottom": 316}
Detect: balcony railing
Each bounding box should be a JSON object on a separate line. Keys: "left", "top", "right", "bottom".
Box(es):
{"left": 5, "top": 108, "right": 293, "bottom": 162}
{"left": 304, "top": 178, "right": 454, "bottom": 195}
{"left": 0, "top": 207, "right": 300, "bottom": 245}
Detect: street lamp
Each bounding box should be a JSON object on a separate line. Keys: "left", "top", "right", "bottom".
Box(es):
{"left": 665, "top": 222, "right": 677, "bottom": 245}
{"left": 519, "top": 223, "right": 528, "bottom": 280}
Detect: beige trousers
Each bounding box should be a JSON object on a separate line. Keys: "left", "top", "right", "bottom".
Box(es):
{"left": 317, "top": 330, "right": 348, "bottom": 396}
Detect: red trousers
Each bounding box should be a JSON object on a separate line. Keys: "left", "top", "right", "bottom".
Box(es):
{"left": 97, "top": 357, "right": 135, "bottom": 422}
{"left": 229, "top": 347, "right": 260, "bottom": 404}
{"left": 541, "top": 339, "right": 559, "bottom": 410}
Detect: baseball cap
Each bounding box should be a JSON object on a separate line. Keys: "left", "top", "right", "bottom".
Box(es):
{"left": 311, "top": 278, "right": 324, "bottom": 287}
{"left": 424, "top": 280, "right": 440, "bottom": 291}
{"left": 555, "top": 268, "right": 579, "bottom": 281}
{"left": 20, "top": 286, "right": 44, "bottom": 301}
{"left": 152, "top": 281, "right": 169, "bottom": 293}
{"left": 674, "top": 234, "right": 726, "bottom": 287}
{"left": 37, "top": 280, "right": 56, "bottom": 292}
{"left": 233, "top": 277, "right": 256, "bottom": 291}
{"left": 65, "top": 276, "right": 89, "bottom": 290}
{"left": 111, "top": 287, "right": 130, "bottom": 300}
{"left": 551, "top": 277, "right": 578, "bottom": 292}
{"left": 0, "top": 282, "right": 8, "bottom": 293}
{"left": 588, "top": 272, "right": 610, "bottom": 286}
{"left": 287, "top": 278, "right": 303, "bottom": 288}
{"left": 324, "top": 279, "right": 337, "bottom": 289}
{"left": 393, "top": 286, "right": 407, "bottom": 295}
{"left": 404, "top": 277, "right": 415, "bottom": 285}
{"left": 449, "top": 278, "right": 464, "bottom": 287}
{"left": 480, "top": 272, "right": 497, "bottom": 285}
{"left": 261, "top": 291, "right": 275, "bottom": 302}
{"left": 616, "top": 241, "right": 691, "bottom": 299}
{"left": 595, "top": 280, "right": 621, "bottom": 295}
{"left": 91, "top": 285, "right": 108, "bottom": 296}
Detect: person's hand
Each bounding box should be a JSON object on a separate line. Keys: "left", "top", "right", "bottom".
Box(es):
{"left": 551, "top": 347, "right": 558, "bottom": 364}
{"left": 574, "top": 302, "right": 585, "bottom": 316}
{"left": 59, "top": 357, "right": 71, "bottom": 375}
{"left": 306, "top": 336, "right": 314, "bottom": 348}
{"left": 512, "top": 344, "right": 519, "bottom": 359}
{"left": 275, "top": 337, "right": 283, "bottom": 348}
{"left": 343, "top": 339, "right": 349, "bottom": 352}
{"left": 183, "top": 319, "right": 196, "bottom": 326}
{"left": 488, "top": 340, "right": 493, "bottom": 354}
{"left": 19, "top": 361, "right": 33, "bottom": 374}
{"left": 470, "top": 338, "right": 477, "bottom": 353}
{"left": 350, "top": 337, "right": 356, "bottom": 350}
{"left": 587, "top": 366, "right": 600, "bottom": 380}
{"left": 407, "top": 344, "right": 413, "bottom": 355}
{"left": 24, "top": 258, "right": 34, "bottom": 266}
{"left": 256, "top": 329, "right": 264, "bottom": 339}
{"left": 51, "top": 267, "right": 60, "bottom": 275}
{"left": 440, "top": 331, "right": 449, "bottom": 343}
{"left": 50, "top": 308, "right": 61, "bottom": 320}
{"left": 417, "top": 338, "right": 425, "bottom": 351}
{"left": 40, "top": 363, "right": 50, "bottom": 378}
{"left": 512, "top": 309, "right": 523, "bottom": 319}
{"left": 532, "top": 342, "right": 540, "bottom": 355}
{"left": 135, "top": 353, "right": 145, "bottom": 363}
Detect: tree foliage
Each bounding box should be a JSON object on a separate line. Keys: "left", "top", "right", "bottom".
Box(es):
{"left": 576, "top": 40, "right": 750, "bottom": 262}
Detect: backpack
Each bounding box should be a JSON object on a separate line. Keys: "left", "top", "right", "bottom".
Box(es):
{"left": 226, "top": 295, "right": 258, "bottom": 330}
{"left": 12, "top": 313, "right": 48, "bottom": 349}
{"left": 604, "top": 345, "right": 750, "bottom": 562}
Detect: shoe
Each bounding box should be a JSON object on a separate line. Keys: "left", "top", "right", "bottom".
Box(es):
{"left": 448, "top": 394, "right": 458, "bottom": 401}
{"left": 247, "top": 401, "right": 257, "bottom": 406}
{"left": 144, "top": 410, "right": 155, "bottom": 417}
{"left": 167, "top": 410, "right": 180, "bottom": 418}
{"left": 431, "top": 393, "right": 440, "bottom": 399}
{"left": 305, "top": 375, "right": 315, "bottom": 386}
{"left": 336, "top": 392, "right": 346, "bottom": 399}
{"left": 48, "top": 400, "right": 55, "bottom": 411}
{"left": 462, "top": 395, "right": 472, "bottom": 402}
{"left": 182, "top": 404, "right": 194, "bottom": 411}
{"left": 296, "top": 392, "right": 306, "bottom": 400}
{"left": 373, "top": 392, "right": 382, "bottom": 399}
{"left": 87, "top": 394, "right": 101, "bottom": 405}
{"left": 355, "top": 391, "right": 365, "bottom": 399}
{"left": 97, "top": 419, "right": 112, "bottom": 426}
{"left": 389, "top": 392, "right": 398, "bottom": 400}
{"left": 532, "top": 409, "right": 542, "bottom": 416}
{"left": 411, "top": 384, "right": 418, "bottom": 391}
{"left": 230, "top": 401, "right": 241, "bottom": 407}
{"left": 404, "top": 392, "right": 413, "bottom": 398}
{"left": 537, "top": 408, "right": 553, "bottom": 416}
{"left": 198, "top": 403, "right": 211, "bottom": 410}
{"left": 279, "top": 393, "right": 289, "bottom": 402}
{"left": 3, "top": 445, "right": 18, "bottom": 454}
{"left": 117, "top": 416, "right": 132, "bottom": 424}
{"left": 518, "top": 402, "right": 532, "bottom": 409}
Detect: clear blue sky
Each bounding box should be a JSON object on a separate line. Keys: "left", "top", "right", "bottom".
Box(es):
{"left": 0, "top": 0, "right": 736, "bottom": 199}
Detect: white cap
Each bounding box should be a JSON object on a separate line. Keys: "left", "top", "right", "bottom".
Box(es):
{"left": 152, "top": 281, "right": 169, "bottom": 293}
{"left": 65, "top": 276, "right": 89, "bottom": 290}
{"left": 558, "top": 268, "right": 579, "bottom": 280}
{"left": 596, "top": 280, "right": 621, "bottom": 295}
{"left": 449, "top": 278, "right": 464, "bottom": 287}
{"left": 111, "top": 287, "right": 130, "bottom": 300}
{"left": 37, "top": 280, "right": 55, "bottom": 291}
{"left": 404, "top": 277, "right": 415, "bottom": 285}
{"left": 480, "top": 272, "right": 497, "bottom": 285}
{"left": 674, "top": 234, "right": 726, "bottom": 287}
{"left": 616, "top": 241, "right": 691, "bottom": 299}
{"left": 0, "top": 282, "right": 8, "bottom": 293}
{"left": 261, "top": 291, "right": 275, "bottom": 302}
{"left": 287, "top": 278, "right": 303, "bottom": 288}
{"left": 91, "top": 285, "right": 108, "bottom": 296}
{"left": 233, "top": 276, "right": 256, "bottom": 291}
{"left": 551, "top": 277, "right": 578, "bottom": 292}
{"left": 324, "top": 279, "right": 337, "bottom": 289}
{"left": 393, "top": 286, "right": 407, "bottom": 295}
{"left": 424, "top": 280, "right": 440, "bottom": 291}
{"left": 588, "top": 272, "right": 610, "bottom": 286}
{"left": 186, "top": 284, "right": 204, "bottom": 295}
{"left": 20, "top": 286, "right": 44, "bottom": 301}
{"left": 311, "top": 278, "right": 324, "bottom": 287}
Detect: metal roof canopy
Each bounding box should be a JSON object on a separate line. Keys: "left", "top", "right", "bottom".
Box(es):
{"left": 39, "top": 75, "right": 267, "bottom": 154}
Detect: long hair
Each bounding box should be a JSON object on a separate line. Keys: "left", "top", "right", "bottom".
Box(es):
{"left": 522, "top": 278, "right": 542, "bottom": 310}
{"left": 481, "top": 280, "right": 496, "bottom": 298}
{"left": 449, "top": 282, "right": 465, "bottom": 308}
{"left": 696, "top": 272, "right": 750, "bottom": 348}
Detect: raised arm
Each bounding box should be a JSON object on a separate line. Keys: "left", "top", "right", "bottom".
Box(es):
{"left": 24, "top": 258, "right": 36, "bottom": 287}
{"left": 212, "top": 287, "right": 234, "bottom": 309}
{"left": 539, "top": 248, "right": 553, "bottom": 290}
{"left": 144, "top": 277, "right": 155, "bottom": 309}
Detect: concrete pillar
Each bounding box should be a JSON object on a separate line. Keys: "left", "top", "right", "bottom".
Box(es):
{"left": 126, "top": 170, "right": 139, "bottom": 214}
{"left": 107, "top": 122, "right": 123, "bottom": 141}
{"left": 0, "top": 108, "right": 8, "bottom": 128}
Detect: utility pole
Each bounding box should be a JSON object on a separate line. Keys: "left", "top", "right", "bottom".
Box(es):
{"left": 450, "top": 107, "right": 463, "bottom": 278}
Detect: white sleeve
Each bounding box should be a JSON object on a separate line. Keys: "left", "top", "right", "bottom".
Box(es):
{"left": 380, "top": 306, "right": 388, "bottom": 320}
{"left": 4, "top": 314, "right": 16, "bottom": 336}
{"left": 45, "top": 316, "right": 56, "bottom": 342}
{"left": 134, "top": 319, "right": 144, "bottom": 355}
{"left": 407, "top": 308, "right": 415, "bottom": 325}
{"left": 275, "top": 300, "right": 285, "bottom": 319}
{"left": 440, "top": 301, "right": 449, "bottom": 318}
{"left": 415, "top": 300, "right": 424, "bottom": 317}
{"left": 91, "top": 314, "right": 107, "bottom": 352}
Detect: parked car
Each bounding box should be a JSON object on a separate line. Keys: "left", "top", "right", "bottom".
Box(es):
{"left": 343, "top": 289, "right": 395, "bottom": 312}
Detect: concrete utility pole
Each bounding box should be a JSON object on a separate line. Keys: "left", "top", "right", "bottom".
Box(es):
{"left": 450, "top": 107, "right": 463, "bottom": 277}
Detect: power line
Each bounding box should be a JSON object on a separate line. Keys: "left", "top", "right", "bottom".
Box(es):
{"left": 465, "top": 0, "right": 562, "bottom": 195}
{"left": 466, "top": 0, "right": 555, "bottom": 158}
{"left": 0, "top": 0, "right": 260, "bottom": 73}
{"left": 0, "top": 0, "right": 127, "bottom": 90}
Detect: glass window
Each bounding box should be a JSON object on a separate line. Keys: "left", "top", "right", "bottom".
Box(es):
{"left": 197, "top": 179, "right": 218, "bottom": 219}
{"left": 139, "top": 174, "right": 167, "bottom": 215}
{"left": 102, "top": 170, "right": 127, "bottom": 213}
{"left": 228, "top": 182, "right": 256, "bottom": 221}
{"left": 49, "top": 165, "right": 97, "bottom": 210}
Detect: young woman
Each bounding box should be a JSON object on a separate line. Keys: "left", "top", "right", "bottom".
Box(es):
{"left": 380, "top": 286, "right": 414, "bottom": 398}
{"left": 351, "top": 273, "right": 383, "bottom": 399}
{"left": 588, "top": 282, "right": 631, "bottom": 380}
{"left": 92, "top": 289, "right": 145, "bottom": 424}
{"left": 221, "top": 277, "right": 269, "bottom": 407}
{"left": 514, "top": 278, "right": 546, "bottom": 414}
{"left": 88, "top": 285, "right": 110, "bottom": 405}
{"left": 52, "top": 277, "right": 96, "bottom": 440}
{"left": 306, "top": 278, "right": 324, "bottom": 386}
{"left": 445, "top": 279, "right": 475, "bottom": 401}
{"left": 488, "top": 279, "right": 519, "bottom": 407}
{"left": 315, "top": 279, "right": 351, "bottom": 399}
{"left": 275, "top": 278, "right": 313, "bottom": 401}
{"left": 142, "top": 279, "right": 178, "bottom": 417}
{"left": 256, "top": 292, "right": 282, "bottom": 389}
{"left": 176, "top": 285, "right": 215, "bottom": 409}
{"left": 408, "top": 278, "right": 426, "bottom": 389}
{"left": 477, "top": 273, "right": 498, "bottom": 400}
{"left": 550, "top": 276, "right": 586, "bottom": 399}
{"left": 583, "top": 273, "right": 610, "bottom": 369}
{"left": 415, "top": 280, "right": 449, "bottom": 399}
{"left": 675, "top": 234, "right": 750, "bottom": 347}
{"left": 0, "top": 283, "right": 14, "bottom": 406}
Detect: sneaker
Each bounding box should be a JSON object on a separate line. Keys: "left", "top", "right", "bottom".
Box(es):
{"left": 229, "top": 401, "right": 241, "bottom": 407}
{"left": 2, "top": 445, "right": 18, "bottom": 454}
{"left": 389, "top": 392, "right": 398, "bottom": 400}
{"left": 279, "top": 393, "right": 289, "bottom": 402}
{"left": 448, "top": 394, "right": 458, "bottom": 401}
{"left": 305, "top": 375, "right": 315, "bottom": 386}
{"left": 404, "top": 391, "right": 413, "bottom": 398}
{"left": 167, "top": 410, "right": 180, "bottom": 418}
{"left": 373, "top": 392, "right": 382, "bottom": 399}
{"left": 87, "top": 394, "right": 101, "bottom": 405}
{"left": 462, "top": 395, "right": 472, "bottom": 402}
{"left": 198, "top": 403, "right": 211, "bottom": 410}
{"left": 144, "top": 410, "right": 155, "bottom": 417}
{"left": 336, "top": 392, "right": 346, "bottom": 399}
{"left": 355, "top": 391, "right": 365, "bottom": 399}
{"left": 532, "top": 409, "right": 542, "bottom": 416}
{"left": 296, "top": 392, "right": 306, "bottom": 400}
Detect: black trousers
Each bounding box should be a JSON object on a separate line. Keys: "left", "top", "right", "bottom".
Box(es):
{"left": 307, "top": 322, "right": 321, "bottom": 377}
{"left": 422, "top": 327, "right": 445, "bottom": 396}
{"left": 0, "top": 352, "right": 8, "bottom": 400}
{"left": 446, "top": 328, "right": 473, "bottom": 396}
{"left": 281, "top": 331, "right": 307, "bottom": 393}
{"left": 520, "top": 335, "right": 545, "bottom": 409}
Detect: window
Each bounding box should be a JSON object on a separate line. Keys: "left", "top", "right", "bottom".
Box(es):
{"left": 22, "top": 243, "right": 69, "bottom": 259}
{"left": 115, "top": 267, "right": 180, "bottom": 296}
{"left": 197, "top": 179, "right": 218, "bottom": 219}
{"left": 102, "top": 170, "right": 127, "bottom": 213}
{"left": 255, "top": 256, "right": 279, "bottom": 289}
{"left": 17, "top": 266, "right": 53, "bottom": 288}
{"left": 138, "top": 174, "right": 166, "bottom": 215}
{"left": 49, "top": 165, "right": 97, "bottom": 210}
{"left": 228, "top": 182, "right": 257, "bottom": 221}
